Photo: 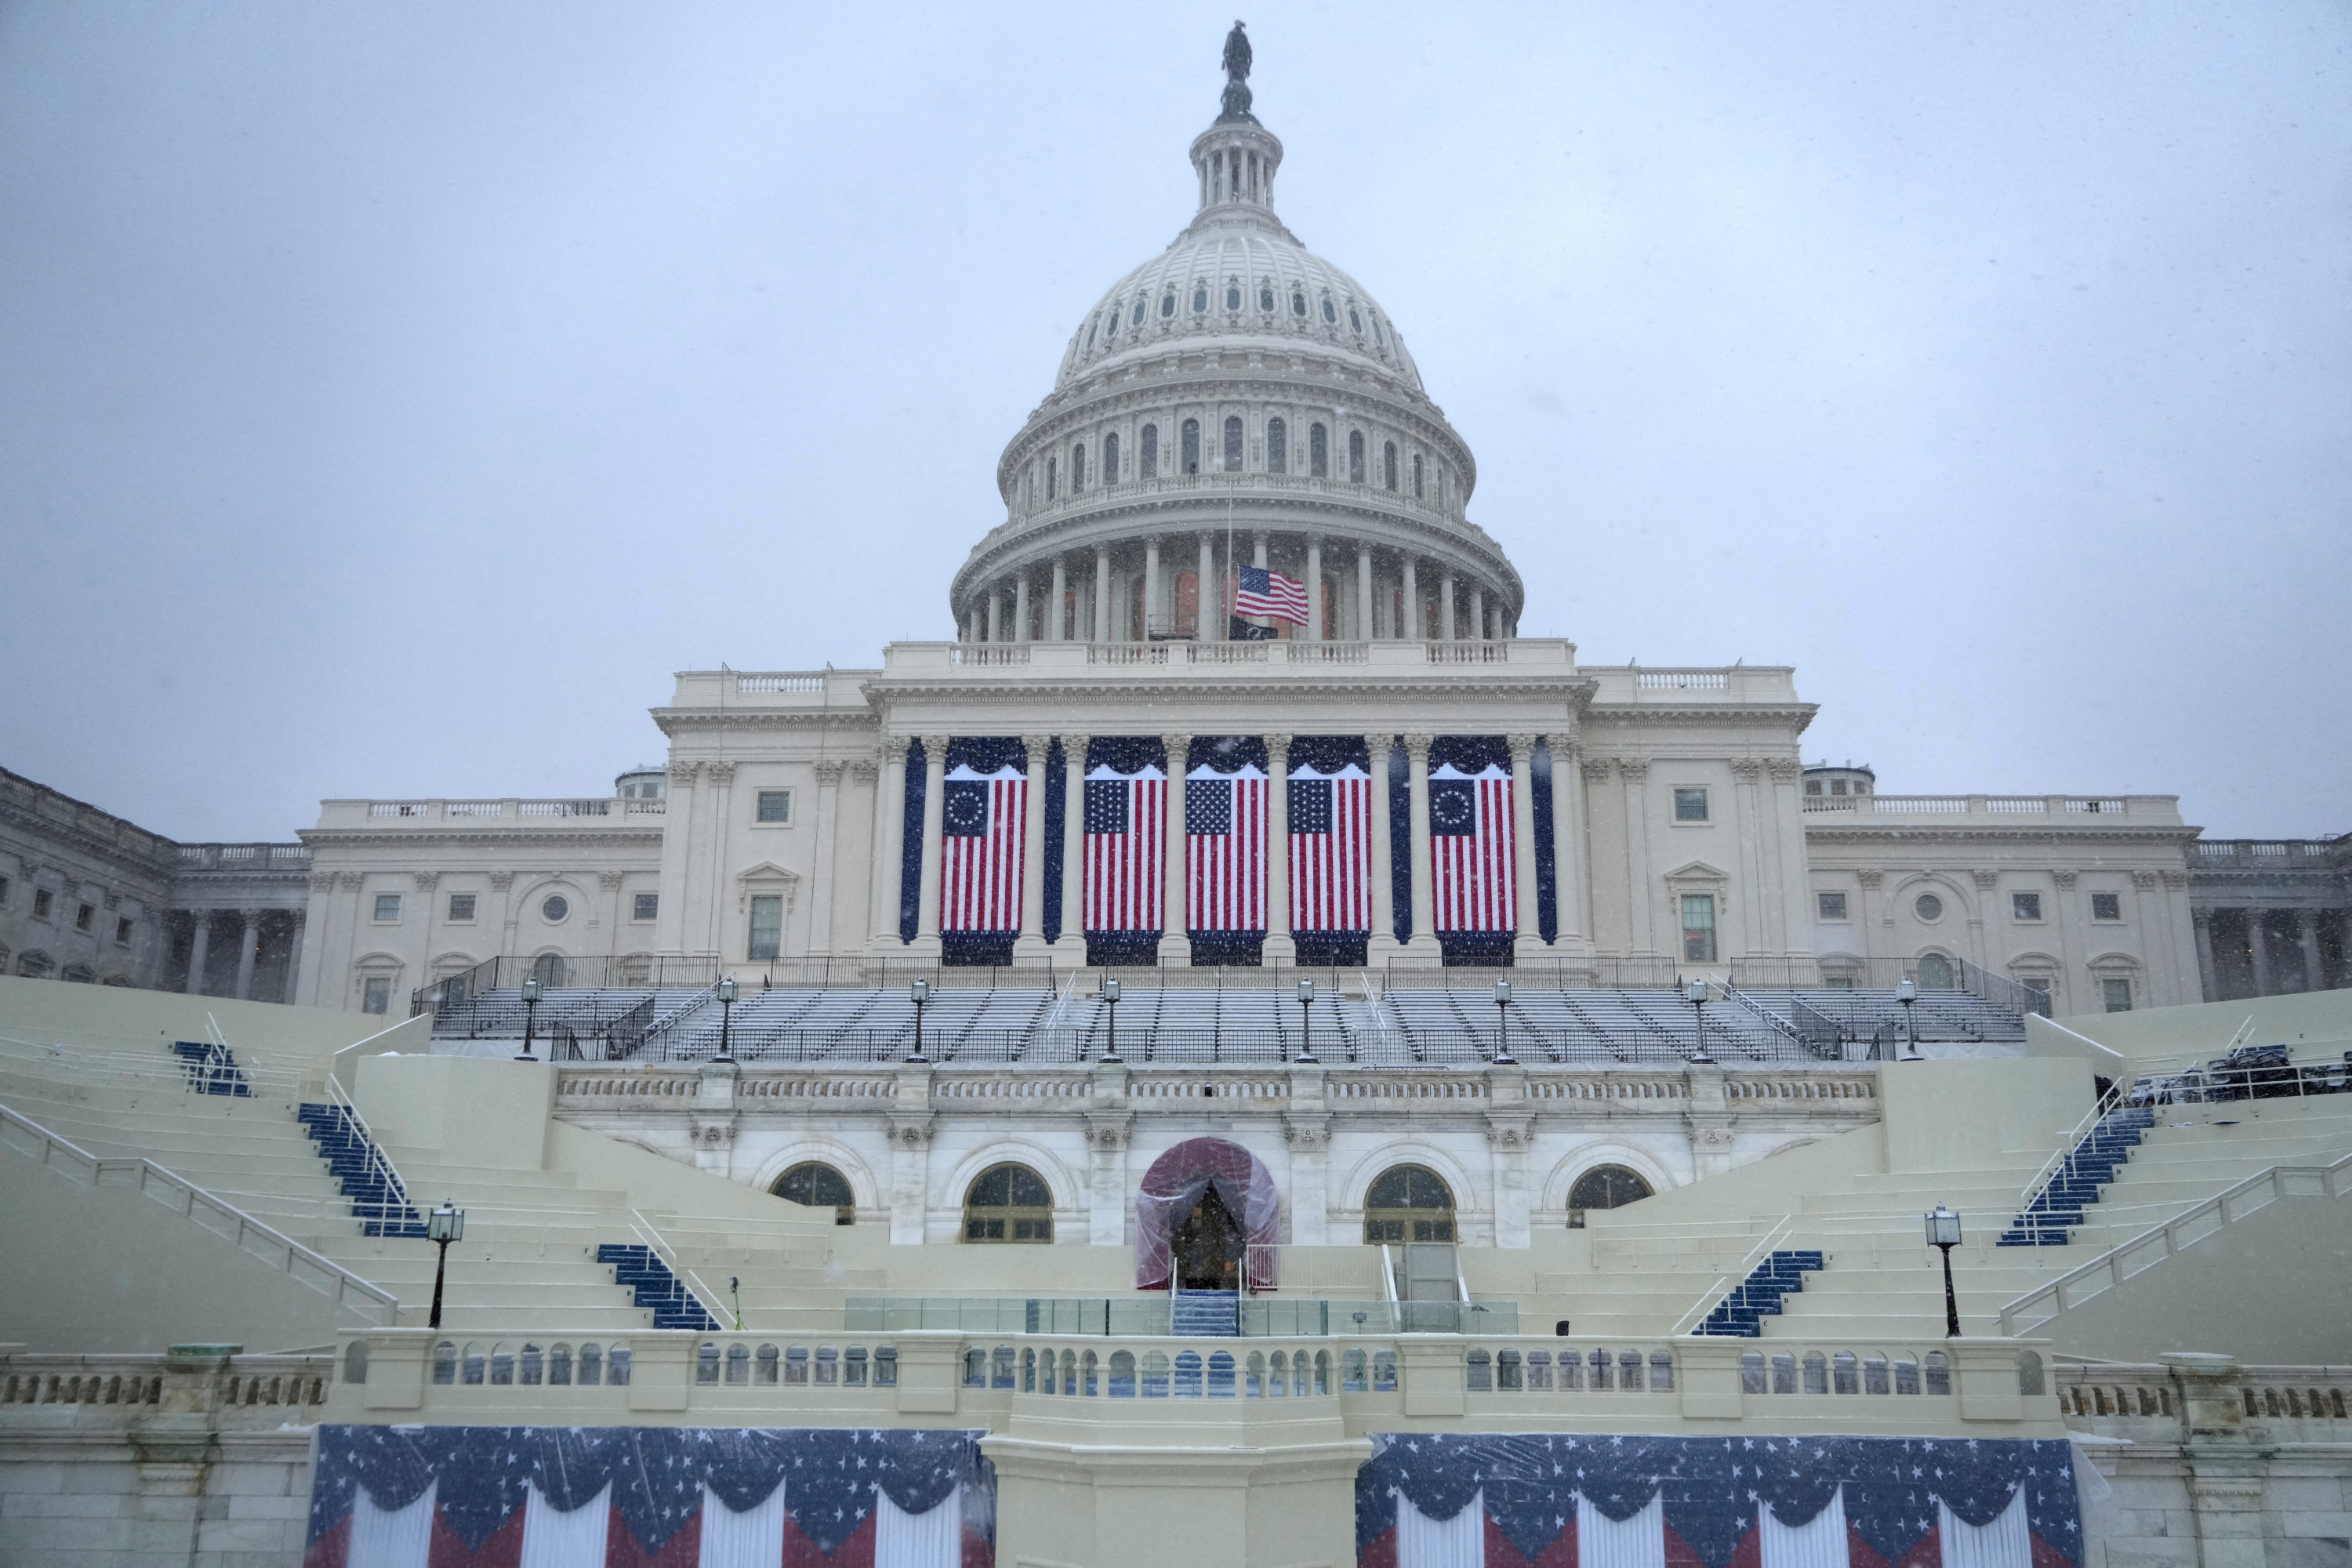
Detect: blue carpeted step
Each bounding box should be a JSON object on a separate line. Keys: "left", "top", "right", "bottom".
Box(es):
{"left": 1171, "top": 1290, "right": 1240, "bottom": 1337}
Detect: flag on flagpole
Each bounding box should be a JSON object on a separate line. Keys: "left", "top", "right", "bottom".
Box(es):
{"left": 939, "top": 762, "right": 1025, "bottom": 933}
{"left": 1235, "top": 564, "right": 1310, "bottom": 626}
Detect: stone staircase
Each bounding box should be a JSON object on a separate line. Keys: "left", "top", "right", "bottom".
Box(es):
{"left": 2001, "top": 1108, "right": 2156, "bottom": 1246}
{"left": 1171, "top": 1289, "right": 1240, "bottom": 1337}
{"left": 1692, "top": 1250, "right": 1824, "bottom": 1337}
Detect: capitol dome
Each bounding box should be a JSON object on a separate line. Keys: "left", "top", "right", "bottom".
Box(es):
{"left": 949, "top": 49, "right": 1520, "bottom": 647}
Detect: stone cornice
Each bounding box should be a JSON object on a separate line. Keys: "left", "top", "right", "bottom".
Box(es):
{"left": 0, "top": 798, "right": 176, "bottom": 884}
{"left": 1586, "top": 705, "right": 1820, "bottom": 731}
{"left": 652, "top": 709, "right": 884, "bottom": 737}
{"left": 298, "top": 828, "right": 664, "bottom": 851}
{"left": 858, "top": 674, "right": 1599, "bottom": 707}
{"left": 1806, "top": 825, "right": 2198, "bottom": 848}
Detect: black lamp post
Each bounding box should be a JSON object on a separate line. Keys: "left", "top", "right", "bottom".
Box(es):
{"left": 1925, "top": 1203, "right": 1963, "bottom": 1337}
{"left": 1493, "top": 979, "right": 1515, "bottom": 1064}
{"left": 516, "top": 977, "right": 543, "bottom": 1061}
{"left": 713, "top": 977, "right": 738, "bottom": 1063}
{"left": 1101, "top": 978, "right": 1122, "bottom": 1063}
{"left": 1296, "top": 978, "right": 1318, "bottom": 1063}
{"left": 1685, "top": 977, "right": 1714, "bottom": 1064}
{"left": 426, "top": 1201, "right": 465, "bottom": 1330}
{"left": 1896, "top": 977, "right": 1922, "bottom": 1060}
{"left": 906, "top": 978, "right": 929, "bottom": 1063}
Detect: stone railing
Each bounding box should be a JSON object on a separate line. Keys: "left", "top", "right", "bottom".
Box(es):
{"left": 331, "top": 1329, "right": 2060, "bottom": 1435}
{"left": 0, "top": 1348, "right": 333, "bottom": 1427}
{"left": 321, "top": 797, "right": 664, "bottom": 826}
{"left": 888, "top": 638, "right": 1582, "bottom": 676}
{"left": 173, "top": 842, "right": 312, "bottom": 871}
{"left": 2191, "top": 838, "right": 2344, "bottom": 867}
{"left": 1801, "top": 793, "right": 2182, "bottom": 823}
{"left": 2056, "top": 1356, "right": 2352, "bottom": 1441}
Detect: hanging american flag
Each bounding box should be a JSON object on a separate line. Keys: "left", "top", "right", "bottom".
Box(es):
{"left": 939, "top": 760, "right": 1025, "bottom": 933}
{"left": 1187, "top": 760, "right": 1267, "bottom": 933}
{"left": 1083, "top": 753, "right": 1166, "bottom": 932}
{"left": 1289, "top": 760, "right": 1371, "bottom": 934}
{"left": 1429, "top": 752, "right": 1515, "bottom": 933}
{"left": 1234, "top": 564, "right": 1310, "bottom": 626}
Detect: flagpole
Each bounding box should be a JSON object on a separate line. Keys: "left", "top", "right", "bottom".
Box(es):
{"left": 1225, "top": 499, "right": 1234, "bottom": 644}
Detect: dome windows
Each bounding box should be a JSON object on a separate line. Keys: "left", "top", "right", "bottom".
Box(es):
{"left": 1102, "top": 431, "right": 1120, "bottom": 483}
{"left": 1225, "top": 281, "right": 1242, "bottom": 311}
{"left": 1070, "top": 441, "right": 1087, "bottom": 492}
{"left": 1180, "top": 418, "right": 1200, "bottom": 475}
{"left": 1133, "top": 299, "right": 1146, "bottom": 327}
{"left": 1084, "top": 321, "right": 1097, "bottom": 350}
{"left": 1045, "top": 456, "right": 1058, "bottom": 501}
{"left": 1321, "top": 296, "right": 1337, "bottom": 325}
{"left": 1412, "top": 453, "right": 1424, "bottom": 499}
{"left": 1160, "top": 292, "right": 1176, "bottom": 319}
{"left": 1266, "top": 418, "right": 1287, "bottom": 474}
{"left": 1373, "top": 316, "right": 1387, "bottom": 347}
{"left": 1222, "top": 416, "right": 1243, "bottom": 473}
{"left": 1348, "top": 430, "right": 1366, "bottom": 485}
{"left": 1348, "top": 306, "right": 1363, "bottom": 334}
{"left": 1259, "top": 285, "right": 1275, "bottom": 313}
{"left": 1192, "top": 285, "right": 1209, "bottom": 314}
{"left": 1382, "top": 441, "right": 1398, "bottom": 492}
{"left": 1308, "top": 423, "right": 1328, "bottom": 478}
{"left": 1291, "top": 289, "right": 1307, "bottom": 317}
{"left": 1140, "top": 423, "right": 1159, "bottom": 479}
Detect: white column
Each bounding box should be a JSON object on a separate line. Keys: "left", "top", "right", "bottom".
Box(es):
{"left": 1163, "top": 732, "right": 1191, "bottom": 963}
{"left": 985, "top": 589, "right": 1002, "bottom": 643}
{"left": 1014, "top": 575, "right": 1031, "bottom": 643}
{"left": 700, "top": 761, "right": 738, "bottom": 960}
{"left": 1049, "top": 557, "right": 1067, "bottom": 641}
{"left": 1472, "top": 586, "right": 1487, "bottom": 641}
{"left": 1356, "top": 546, "right": 1374, "bottom": 641}
{"left": 1439, "top": 572, "right": 1457, "bottom": 641}
{"left": 1196, "top": 534, "right": 1216, "bottom": 640}
{"left": 1014, "top": 735, "right": 1051, "bottom": 962}
{"left": 1367, "top": 738, "right": 1399, "bottom": 959}
{"left": 912, "top": 735, "right": 948, "bottom": 956}
{"left": 1305, "top": 536, "right": 1323, "bottom": 641}
{"left": 808, "top": 760, "right": 845, "bottom": 953}
{"left": 1553, "top": 739, "right": 1597, "bottom": 966}
{"left": 1621, "top": 760, "right": 1657, "bottom": 955}
{"left": 870, "top": 744, "right": 907, "bottom": 948}
{"left": 1265, "top": 733, "right": 1295, "bottom": 962}
{"left": 1254, "top": 532, "right": 1268, "bottom": 568}
{"left": 1405, "top": 734, "right": 1434, "bottom": 952}
{"left": 2192, "top": 909, "right": 2219, "bottom": 1001}
{"left": 231, "top": 909, "right": 263, "bottom": 1000}
{"left": 281, "top": 910, "right": 307, "bottom": 1003}
{"left": 1403, "top": 557, "right": 1420, "bottom": 639}
{"left": 183, "top": 913, "right": 212, "bottom": 995}
{"left": 1144, "top": 537, "right": 1161, "bottom": 641}
{"left": 1508, "top": 735, "right": 1541, "bottom": 957}
{"left": 1061, "top": 736, "right": 1088, "bottom": 947}
{"left": 1093, "top": 546, "right": 1111, "bottom": 644}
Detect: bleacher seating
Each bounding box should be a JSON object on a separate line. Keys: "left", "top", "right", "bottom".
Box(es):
{"left": 594, "top": 1243, "right": 720, "bottom": 1330}
{"left": 296, "top": 1102, "right": 428, "bottom": 1239}
{"left": 1694, "top": 1250, "right": 1825, "bottom": 1337}
{"left": 1761, "top": 989, "right": 2029, "bottom": 1048}
{"left": 169, "top": 1039, "right": 252, "bottom": 1097}
{"left": 1999, "top": 1108, "right": 2156, "bottom": 1247}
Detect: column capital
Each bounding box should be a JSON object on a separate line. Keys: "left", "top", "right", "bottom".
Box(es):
{"left": 667, "top": 761, "right": 702, "bottom": 785}
{"left": 1160, "top": 732, "right": 1192, "bottom": 763}
{"left": 489, "top": 870, "right": 515, "bottom": 891}
{"left": 1856, "top": 869, "right": 1884, "bottom": 889}
{"left": 848, "top": 758, "right": 880, "bottom": 784}
{"left": 1022, "top": 735, "right": 1051, "bottom": 768}
{"left": 2161, "top": 868, "right": 2188, "bottom": 889}
{"left": 2053, "top": 869, "right": 2078, "bottom": 888}
{"left": 1265, "top": 731, "right": 1293, "bottom": 762}
{"left": 1505, "top": 733, "right": 1537, "bottom": 762}
{"left": 919, "top": 734, "right": 951, "bottom": 755}
{"left": 705, "top": 760, "right": 738, "bottom": 786}
{"left": 1403, "top": 733, "right": 1434, "bottom": 761}
{"left": 2132, "top": 869, "right": 2159, "bottom": 891}
{"left": 2192, "top": 907, "right": 2213, "bottom": 927}
{"left": 1580, "top": 757, "right": 1613, "bottom": 783}
{"left": 597, "top": 870, "right": 626, "bottom": 891}
{"left": 1730, "top": 758, "right": 1766, "bottom": 781}
{"left": 814, "top": 759, "right": 848, "bottom": 786}
{"left": 1973, "top": 869, "right": 2001, "bottom": 891}
{"left": 1617, "top": 758, "right": 1650, "bottom": 782}
{"left": 1766, "top": 757, "right": 1803, "bottom": 781}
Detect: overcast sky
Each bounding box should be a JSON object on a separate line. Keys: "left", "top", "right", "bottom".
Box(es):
{"left": 2, "top": 2, "right": 2347, "bottom": 843}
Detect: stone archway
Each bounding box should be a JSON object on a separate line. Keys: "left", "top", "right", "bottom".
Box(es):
{"left": 1135, "top": 1137, "right": 1279, "bottom": 1293}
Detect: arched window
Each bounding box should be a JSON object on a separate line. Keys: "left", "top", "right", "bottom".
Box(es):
{"left": 1140, "top": 424, "right": 1158, "bottom": 479}
{"left": 1192, "top": 284, "right": 1209, "bottom": 314}
{"left": 1321, "top": 296, "right": 1338, "bottom": 324}
{"left": 773, "top": 1162, "right": 855, "bottom": 1225}
{"left": 1225, "top": 281, "right": 1242, "bottom": 310}
{"left": 1084, "top": 320, "right": 1097, "bottom": 350}
{"left": 1132, "top": 298, "right": 1146, "bottom": 326}
{"left": 1348, "top": 430, "right": 1366, "bottom": 485}
{"left": 1102, "top": 431, "right": 1120, "bottom": 483}
{"left": 1223, "top": 416, "right": 1243, "bottom": 473}
{"left": 1374, "top": 316, "right": 1387, "bottom": 347}
{"left": 964, "top": 1163, "right": 1053, "bottom": 1243}
{"left": 1181, "top": 419, "right": 1201, "bottom": 475}
{"left": 1266, "top": 418, "right": 1287, "bottom": 474}
{"left": 1364, "top": 1164, "right": 1454, "bottom": 1243}
{"left": 1566, "top": 1166, "right": 1653, "bottom": 1229}
{"left": 1291, "top": 289, "right": 1307, "bottom": 317}
{"left": 1412, "top": 453, "right": 1424, "bottom": 499}
{"left": 1918, "top": 953, "right": 1956, "bottom": 990}
{"left": 530, "top": 953, "right": 568, "bottom": 988}
{"left": 1070, "top": 441, "right": 1087, "bottom": 492}
{"left": 1308, "top": 423, "right": 1328, "bottom": 478}
{"left": 1382, "top": 441, "right": 1398, "bottom": 491}
{"left": 1160, "top": 291, "right": 1175, "bottom": 318}
{"left": 1348, "top": 306, "right": 1363, "bottom": 334}
{"left": 1046, "top": 456, "right": 1058, "bottom": 500}
{"left": 1259, "top": 284, "right": 1275, "bottom": 313}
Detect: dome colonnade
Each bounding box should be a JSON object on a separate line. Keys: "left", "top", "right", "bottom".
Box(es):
{"left": 950, "top": 91, "right": 1521, "bottom": 646}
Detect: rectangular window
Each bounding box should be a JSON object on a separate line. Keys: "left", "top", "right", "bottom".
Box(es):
{"left": 2090, "top": 892, "right": 2122, "bottom": 921}
{"left": 1673, "top": 788, "right": 1709, "bottom": 822}
{"left": 748, "top": 895, "right": 783, "bottom": 960}
{"left": 757, "top": 789, "right": 792, "bottom": 824}
{"left": 2100, "top": 978, "right": 2132, "bottom": 1012}
{"left": 75, "top": 903, "right": 95, "bottom": 932}
{"left": 361, "top": 977, "right": 391, "bottom": 1015}
{"left": 633, "top": 893, "right": 659, "bottom": 922}
{"left": 1680, "top": 894, "right": 1717, "bottom": 962}
{"left": 114, "top": 917, "right": 133, "bottom": 946}
{"left": 2024, "top": 978, "right": 2053, "bottom": 1009}
{"left": 0, "top": 876, "right": 9, "bottom": 906}
{"left": 2011, "top": 891, "right": 2042, "bottom": 921}
{"left": 1817, "top": 892, "right": 1848, "bottom": 921}
{"left": 372, "top": 894, "right": 402, "bottom": 922}
{"left": 447, "top": 893, "right": 477, "bottom": 922}
{"left": 33, "top": 888, "right": 53, "bottom": 920}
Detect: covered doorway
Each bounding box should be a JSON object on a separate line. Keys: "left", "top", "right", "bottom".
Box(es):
{"left": 1135, "top": 1136, "right": 1279, "bottom": 1292}
{"left": 1171, "top": 1185, "right": 1244, "bottom": 1291}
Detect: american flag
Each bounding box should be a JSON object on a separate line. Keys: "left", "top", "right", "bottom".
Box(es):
{"left": 1185, "top": 764, "right": 1267, "bottom": 932}
{"left": 1288, "top": 762, "right": 1371, "bottom": 932}
{"left": 1083, "top": 760, "right": 1166, "bottom": 931}
{"left": 1428, "top": 760, "right": 1515, "bottom": 931}
{"left": 1234, "top": 564, "right": 1309, "bottom": 626}
{"left": 938, "top": 762, "right": 1025, "bottom": 932}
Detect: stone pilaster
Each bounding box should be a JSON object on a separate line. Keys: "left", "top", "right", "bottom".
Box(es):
{"left": 1014, "top": 735, "right": 1052, "bottom": 962}
{"left": 1264, "top": 732, "right": 1295, "bottom": 963}
{"left": 1404, "top": 734, "right": 1434, "bottom": 952}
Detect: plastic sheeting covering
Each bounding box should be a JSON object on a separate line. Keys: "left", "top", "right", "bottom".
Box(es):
{"left": 1356, "top": 1433, "right": 2080, "bottom": 1568}
{"left": 1134, "top": 1135, "right": 1281, "bottom": 1291}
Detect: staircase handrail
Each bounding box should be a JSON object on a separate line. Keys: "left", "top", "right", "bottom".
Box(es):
{"left": 1998, "top": 1148, "right": 2352, "bottom": 1336}
{"left": 0, "top": 1032, "right": 304, "bottom": 1101}
{"left": 1671, "top": 1213, "right": 1793, "bottom": 1336}
{"left": 321, "top": 1067, "right": 412, "bottom": 1213}
{"left": 626, "top": 1208, "right": 727, "bottom": 1327}
{"left": 2011, "top": 1098, "right": 2116, "bottom": 1216}
{"left": 630, "top": 977, "right": 730, "bottom": 1061}
{"left": 1039, "top": 968, "right": 1085, "bottom": 1035}
{"left": 0, "top": 1099, "right": 397, "bottom": 1327}
{"left": 1719, "top": 984, "right": 1808, "bottom": 1049}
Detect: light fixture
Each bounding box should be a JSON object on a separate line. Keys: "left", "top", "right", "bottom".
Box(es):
{"left": 713, "top": 976, "right": 739, "bottom": 1063}
{"left": 1685, "top": 978, "right": 1713, "bottom": 1064}
{"left": 906, "top": 978, "right": 930, "bottom": 1063}
{"left": 1296, "top": 978, "right": 1317, "bottom": 1063}
{"left": 1101, "top": 977, "right": 1122, "bottom": 1063}
{"left": 426, "top": 1201, "right": 465, "bottom": 1330}
{"left": 516, "top": 977, "right": 543, "bottom": 1061}
{"left": 1924, "top": 1204, "right": 1962, "bottom": 1338}
{"left": 1492, "top": 979, "right": 1515, "bottom": 1064}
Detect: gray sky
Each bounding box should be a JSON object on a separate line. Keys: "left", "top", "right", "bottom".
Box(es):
{"left": 3, "top": 2, "right": 2347, "bottom": 843}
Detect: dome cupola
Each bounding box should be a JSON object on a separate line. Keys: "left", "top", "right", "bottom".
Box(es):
{"left": 950, "top": 28, "right": 1520, "bottom": 647}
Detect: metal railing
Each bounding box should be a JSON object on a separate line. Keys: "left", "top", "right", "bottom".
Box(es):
{"left": 412, "top": 955, "right": 725, "bottom": 1018}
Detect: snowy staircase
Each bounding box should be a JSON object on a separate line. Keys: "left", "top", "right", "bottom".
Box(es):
{"left": 1171, "top": 1289, "right": 1240, "bottom": 1337}
{"left": 2001, "top": 1108, "right": 2156, "bottom": 1246}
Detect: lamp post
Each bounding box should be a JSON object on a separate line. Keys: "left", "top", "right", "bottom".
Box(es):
{"left": 1685, "top": 978, "right": 1713, "bottom": 1064}
{"left": 1296, "top": 978, "right": 1318, "bottom": 1063}
{"left": 1493, "top": 979, "right": 1515, "bottom": 1064}
{"left": 1896, "top": 977, "right": 1921, "bottom": 1060}
{"left": 1925, "top": 1204, "right": 1963, "bottom": 1337}
{"left": 1101, "top": 978, "right": 1122, "bottom": 1064}
{"left": 516, "top": 977, "right": 543, "bottom": 1061}
{"left": 906, "top": 978, "right": 929, "bottom": 1064}
{"left": 713, "top": 977, "right": 738, "bottom": 1063}
{"left": 426, "top": 1201, "right": 465, "bottom": 1330}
